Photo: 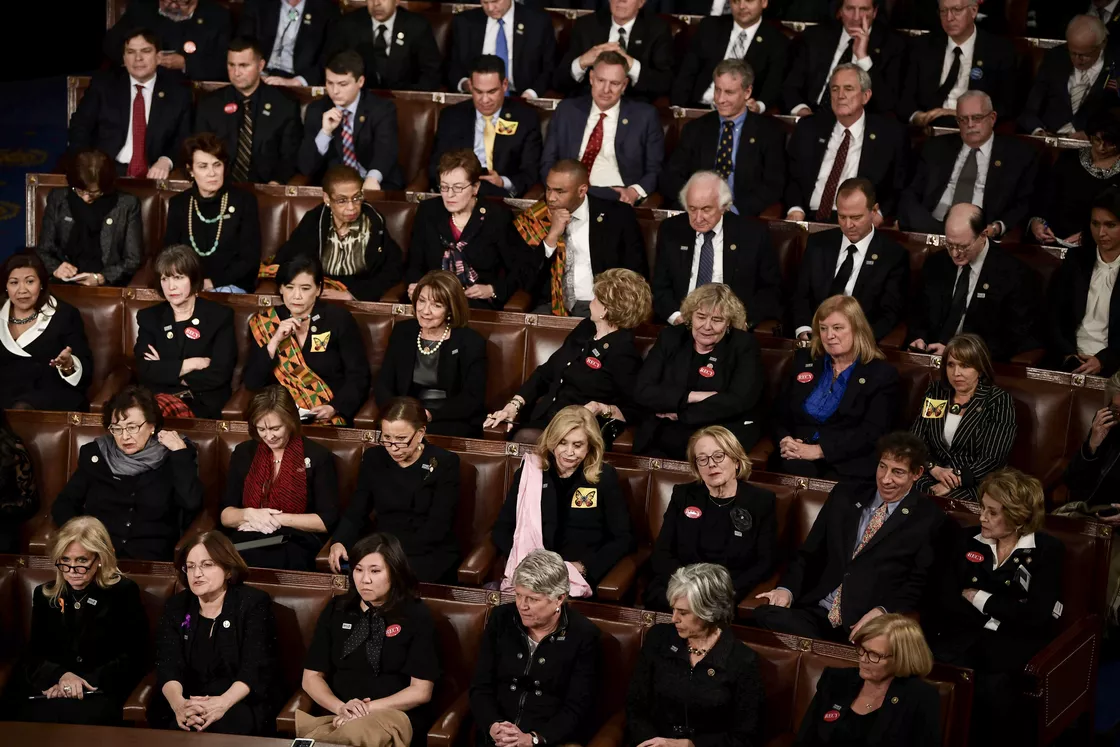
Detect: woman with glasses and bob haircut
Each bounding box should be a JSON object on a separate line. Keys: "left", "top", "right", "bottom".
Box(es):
{"left": 796, "top": 614, "right": 940, "bottom": 746}
{"left": 150, "top": 532, "right": 281, "bottom": 736}
{"left": 52, "top": 385, "right": 203, "bottom": 561}
{"left": 645, "top": 425, "right": 777, "bottom": 610}
{"left": 375, "top": 270, "right": 489, "bottom": 437}
{"left": 328, "top": 397, "right": 461, "bottom": 582}
{"left": 221, "top": 386, "right": 340, "bottom": 570}
{"left": 1, "top": 516, "right": 146, "bottom": 725}
{"left": 406, "top": 149, "right": 522, "bottom": 309}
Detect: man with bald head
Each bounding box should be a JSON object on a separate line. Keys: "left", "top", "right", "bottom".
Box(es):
{"left": 1019, "top": 15, "right": 1114, "bottom": 138}
{"left": 651, "top": 171, "right": 782, "bottom": 326}
{"left": 907, "top": 203, "right": 1039, "bottom": 361}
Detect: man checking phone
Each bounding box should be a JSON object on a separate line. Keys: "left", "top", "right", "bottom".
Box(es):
{"left": 1063, "top": 383, "right": 1120, "bottom": 522}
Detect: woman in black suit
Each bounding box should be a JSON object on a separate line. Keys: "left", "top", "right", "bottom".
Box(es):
{"left": 635, "top": 283, "right": 765, "bottom": 458}
{"left": 151, "top": 532, "right": 281, "bottom": 735}
{"left": 646, "top": 425, "right": 776, "bottom": 610}
{"left": 135, "top": 244, "right": 238, "bottom": 419}
{"left": 1, "top": 517, "right": 146, "bottom": 725}
{"left": 772, "top": 295, "right": 899, "bottom": 480}
{"left": 243, "top": 255, "right": 371, "bottom": 425}
{"left": 796, "top": 614, "right": 941, "bottom": 747}
{"left": 164, "top": 133, "right": 261, "bottom": 293}
{"left": 910, "top": 334, "right": 1016, "bottom": 501}
{"left": 0, "top": 253, "right": 92, "bottom": 412}
{"left": 406, "top": 149, "right": 523, "bottom": 310}
{"left": 375, "top": 270, "right": 488, "bottom": 437}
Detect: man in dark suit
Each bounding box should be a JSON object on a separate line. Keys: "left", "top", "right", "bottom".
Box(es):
{"left": 555, "top": 0, "right": 674, "bottom": 100}
{"left": 541, "top": 51, "right": 664, "bottom": 204}
{"left": 792, "top": 178, "right": 908, "bottom": 342}
{"left": 663, "top": 60, "right": 786, "bottom": 215}
{"left": 785, "top": 64, "right": 908, "bottom": 222}
{"left": 898, "top": 91, "right": 1037, "bottom": 237}
{"left": 907, "top": 203, "right": 1040, "bottom": 361}
{"left": 297, "top": 51, "right": 401, "bottom": 189}
{"left": 105, "top": 0, "right": 232, "bottom": 82}
{"left": 670, "top": 0, "right": 789, "bottom": 111}
{"left": 69, "top": 29, "right": 192, "bottom": 180}
{"left": 900, "top": 0, "right": 1016, "bottom": 126}
{"left": 429, "top": 55, "right": 543, "bottom": 198}
{"left": 652, "top": 171, "right": 783, "bottom": 326}
{"left": 325, "top": 0, "right": 442, "bottom": 91}
{"left": 1034, "top": 1, "right": 1120, "bottom": 40}
{"left": 754, "top": 432, "right": 947, "bottom": 643}
{"left": 1019, "top": 15, "right": 1113, "bottom": 137}
{"left": 237, "top": 0, "right": 339, "bottom": 86}
{"left": 194, "top": 38, "right": 301, "bottom": 184}
{"left": 447, "top": 0, "right": 556, "bottom": 98}
{"left": 782, "top": 0, "right": 906, "bottom": 116}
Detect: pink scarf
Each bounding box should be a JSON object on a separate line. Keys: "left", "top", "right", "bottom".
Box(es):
{"left": 501, "top": 454, "right": 593, "bottom": 597}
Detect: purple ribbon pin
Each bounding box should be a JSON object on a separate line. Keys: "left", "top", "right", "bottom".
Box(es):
{"left": 181, "top": 613, "right": 191, "bottom": 629}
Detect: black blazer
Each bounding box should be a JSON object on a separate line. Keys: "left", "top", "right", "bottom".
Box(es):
{"left": 297, "top": 93, "right": 401, "bottom": 188}
{"left": 1019, "top": 45, "right": 1115, "bottom": 135}
{"left": 470, "top": 604, "right": 601, "bottom": 746}
{"left": 670, "top": 17, "right": 790, "bottom": 110}
{"left": 0, "top": 298, "right": 93, "bottom": 413}
{"left": 1047, "top": 244, "right": 1120, "bottom": 377}
{"left": 492, "top": 460, "right": 634, "bottom": 585}
{"left": 773, "top": 350, "right": 900, "bottom": 480}
{"left": 906, "top": 242, "right": 1039, "bottom": 361}
{"left": 405, "top": 197, "right": 524, "bottom": 307}
{"left": 428, "top": 99, "right": 543, "bottom": 199}
{"left": 104, "top": 0, "right": 232, "bottom": 81}
{"left": 661, "top": 110, "right": 787, "bottom": 217}
{"left": 1063, "top": 428, "right": 1120, "bottom": 507}
{"left": 374, "top": 320, "right": 489, "bottom": 433}
{"left": 164, "top": 187, "right": 262, "bottom": 292}
{"left": 194, "top": 83, "right": 301, "bottom": 184}
{"left": 900, "top": 29, "right": 1017, "bottom": 120}
{"left": 792, "top": 228, "right": 909, "bottom": 342}
{"left": 67, "top": 68, "right": 192, "bottom": 168}
{"left": 237, "top": 0, "right": 339, "bottom": 86}
{"left": 555, "top": 9, "right": 674, "bottom": 100}
{"left": 796, "top": 667, "right": 942, "bottom": 747}
{"left": 650, "top": 212, "right": 783, "bottom": 325}
{"left": 242, "top": 302, "right": 372, "bottom": 423}
{"left": 447, "top": 6, "right": 557, "bottom": 96}
{"left": 37, "top": 190, "right": 144, "bottom": 285}
{"left": 779, "top": 482, "right": 947, "bottom": 626}
{"left": 634, "top": 326, "right": 766, "bottom": 453}
{"left": 134, "top": 298, "right": 237, "bottom": 420}
{"left": 326, "top": 7, "right": 442, "bottom": 91}
{"left": 910, "top": 380, "right": 1016, "bottom": 501}
{"left": 785, "top": 112, "right": 909, "bottom": 218}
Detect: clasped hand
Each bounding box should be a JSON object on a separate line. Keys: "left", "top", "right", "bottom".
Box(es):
{"left": 173, "top": 694, "right": 231, "bottom": 731}
{"left": 334, "top": 697, "right": 376, "bottom": 728}
{"left": 489, "top": 721, "right": 533, "bottom": 747}
{"left": 43, "top": 672, "right": 96, "bottom": 699}
{"left": 238, "top": 507, "right": 284, "bottom": 534}
{"left": 779, "top": 437, "right": 823, "bottom": 461}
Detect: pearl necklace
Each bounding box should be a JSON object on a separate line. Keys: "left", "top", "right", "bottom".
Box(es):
{"left": 188, "top": 192, "right": 230, "bottom": 257}
{"left": 417, "top": 324, "right": 450, "bottom": 356}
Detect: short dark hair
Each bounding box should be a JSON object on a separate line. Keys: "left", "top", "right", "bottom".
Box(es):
{"left": 228, "top": 35, "right": 264, "bottom": 59}
{"left": 712, "top": 59, "right": 754, "bottom": 89}
{"left": 175, "top": 531, "right": 249, "bottom": 588}
{"left": 549, "top": 158, "right": 590, "bottom": 185}
{"left": 1087, "top": 107, "right": 1120, "bottom": 148}
{"left": 4, "top": 253, "right": 53, "bottom": 313}
{"left": 154, "top": 245, "right": 204, "bottom": 296}
{"left": 247, "top": 385, "right": 302, "bottom": 442}
{"left": 592, "top": 50, "right": 630, "bottom": 73}
{"left": 122, "top": 28, "right": 159, "bottom": 51}
{"left": 876, "top": 432, "right": 929, "bottom": 473}
{"left": 102, "top": 385, "right": 163, "bottom": 432}
{"left": 182, "top": 132, "right": 229, "bottom": 169}
{"left": 1092, "top": 186, "right": 1120, "bottom": 225}
{"left": 66, "top": 150, "right": 116, "bottom": 196}
{"left": 322, "top": 165, "right": 364, "bottom": 196}
{"left": 942, "top": 333, "right": 996, "bottom": 384}
{"left": 437, "top": 148, "right": 483, "bottom": 184}
{"left": 470, "top": 54, "right": 507, "bottom": 81}
{"left": 346, "top": 533, "right": 419, "bottom": 615}
{"left": 326, "top": 50, "right": 365, "bottom": 80}
{"left": 379, "top": 397, "right": 430, "bottom": 430}
{"left": 411, "top": 270, "right": 471, "bottom": 328}
{"left": 837, "top": 177, "right": 876, "bottom": 209}
{"left": 278, "top": 254, "right": 324, "bottom": 288}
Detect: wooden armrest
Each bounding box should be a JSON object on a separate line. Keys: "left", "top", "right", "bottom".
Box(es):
{"left": 482, "top": 421, "right": 514, "bottom": 441}
{"left": 587, "top": 710, "right": 626, "bottom": 747}
{"left": 752, "top": 319, "right": 781, "bottom": 336}
{"left": 287, "top": 174, "right": 310, "bottom": 187}
{"left": 176, "top": 511, "right": 215, "bottom": 553}
{"left": 746, "top": 436, "right": 774, "bottom": 467}
{"left": 1023, "top": 615, "right": 1101, "bottom": 744}
{"left": 221, "top": 388, "right": 254, "bottom": 421}
{"left": 315, "top": 536, "right": 334, "bottom": 573}
{"left": 123, "top": 671, "right": 157, "bottom": 724}
{"left": 520, "top": 184, "right": 544, "bottom": 201}
{"left": 737, "top": 571, "right": 782, "bottom": 616}
{"left": 90, "top": 366, "right": 135, "bottom": 413}
{"left": 610, "top": 426, "right": 635, "bottom": 453}
{"left": 502, "top": 290, "right": 532, "bottom": 313}
{"left": 352, "top": 398, "right": 382, "bottom": 430}
{"left": 254, "top": 280, "right": 278, "bottom": 296}
{"left": 458, "top": 538, "right": 497, "bottom": 586}
{"left": 128, "top": 261, "right": 157, "bottom": 289}
{"left": 380, "top": 281, "right": 407, "bottom": 303}
{"left": 1010, "top": 348, "right": 1045, "bottom": 366}
{"left": 276, "top": 688, "right": 316, "bottom": 736}
{"left": 640, "top": 193, "right": 663, "bottom": 209}
{"left": 427, "top": 690, "right": 469, "bottom": 747}
{"left": 596, "top": 548, "right": 650, "bottom": 601}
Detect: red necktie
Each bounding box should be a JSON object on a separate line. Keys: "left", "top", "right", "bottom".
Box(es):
{"left": 127, "top": 83, "right": 148, "bottom": 178}
{"left": 815, "top": 129, "right": 850, "bottom": 222}
{"left": 580, "top": 112, "right": 607, "bottom": 175}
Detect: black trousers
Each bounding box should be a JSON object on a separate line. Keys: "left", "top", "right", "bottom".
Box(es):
{"left": 752, "top": 603, "right": 851, "bottom": 643}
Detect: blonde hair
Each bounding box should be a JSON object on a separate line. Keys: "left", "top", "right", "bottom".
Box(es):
{"left": 810, "top": 295, "right": 884, "bottom": 363}
{"left": 679, "top": 283, "right": 748, "bottom": 331}
{"left": 593, "top": 268, "right": 652, "bottom": 330}
{"left": 686, "top": 426, "right": 752, "bottom": 482}
{"left": 979, "top": 468, "right": 1046, "bottom": 535}
{"left": 44, "top": 516, "right": 123, "bottom": 606}
{"left": 535, "top": 405, "right": 605, "bottom": 484}
{"left": 852, "top": 613, "right": 934, "bottom": 678}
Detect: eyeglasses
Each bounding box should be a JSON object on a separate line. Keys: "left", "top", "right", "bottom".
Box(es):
{"left": 108, "top": 422, "right": 148, "bottom": 436}
{"left": 954, "top": 114, "right": 991, "bottom": 126}
{"left": 380, "top": 431, "right": 418, "bottom": 449}
{"left": 438, "top": 183, "right": 474, "bottom": 195}
{"left": 944, "top": 239, "right": 976, "bottom": 256}
{"left": 56, "top": 562, "right": 93, "bottom": 575}
{"left": 858, "top": 646, "right": 893, "bottom": 664}
{"left": 72, "top": 187, "right": 103, "bottom": 200}
{"left": 694, "top": 452, "right": 728, "bottom": 468}
{"left": 938, "top": 5, "right": 969, "bottom": 18}
{"left": 330, "top": 195, "right": 364, "bottom": 207}
{"left": 183, "top": 560, "right": 218, "bottom": 574}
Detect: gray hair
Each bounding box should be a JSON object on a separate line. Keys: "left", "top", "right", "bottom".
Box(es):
{"left": 1068, "top": 14, "right": 1109, "bottom": 47}
{"left": 712, "top": 59, "right": 755, "bottom": 90}
{"left": 1106, "top": 371, "right": 1120, "bottom": 401}
{"left": 511, "top": 549, "right": 569, "bottom": 600}
{"left": 939, "top": 0, "right": 977, "bottom": 6}
{"left": 957, "top": 89, "right": 993, "bottom": 113}
{"left": 830, "top": 62, "right": 872, "bottom": 93}
{"left": 679, "top": 171, "right": 734, "bottom": 213}
{"left": 666, "top": 563, "right": 734, "bottom": 625}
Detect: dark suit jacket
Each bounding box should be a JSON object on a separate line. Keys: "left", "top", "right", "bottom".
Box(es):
{"left": 900, "top": 29, "right": 1017, "bottom": 120}
{"left": 670, "top": 17, "right": 790, "bottom": 110}
{"left": 36, "top": 190, "right": 143, "bottom": 285}
{"left": 897, "top": 134, "right": 1038, "bottom": 235}
{"left": 326, "top": 7, "right": 442, "bottom": 91}
{"left": 651, "top": 212, "right": 783, "bottom": 325}
{"left": 67, "top": 68, "right": 192, "bottom": 168}
{"left": 237, "top": 0, "right": 339, "bottom": 85}
{"left": 1047, "top": 243, "right": 1120, "bottom": 376}
{"left": 446, "top": 6, "right": 556, "bottom": 96}
{"left": 164, "top": 187, "right": 261, "bottom": 292}
{"left": 1019, "top": 44, "right": 1116, "bottom": 135}
{"left": 791, "top": 228, "right": 909, "bottom": 341}
{"left": 780, "top": 21, "right": 907, "bottom": 115}
{"left": 1064, "top": 429, "right": 1120, "bottom": 507}
{"left": 1034, "top": 6, "right": 1120, "bottom": 42}
{"left": 104, "top": 0, "right": 231, "bottom": 81}
{"left": 796, "top": 668, "right": 942, "bottom": 747}
{"left": 540, "top": 96, "right": 664, "bottom": 199}
{"left": 907, "top": 241, "right": 1040, "bottom": 361}
{"left": 195, "top": 83, "right": 301, "bottom": 184}
{"left": 555, "top": 9, "right": 674, "bottom": 100}
{"left": 428, "top": 99, "right": 543, "bottom": 198}
{"left": 778, "top": 482, "right": 946, "bottom": 626}
{"left": 661, "top": 110, "right": 786, "bottom": 216}
{"left": 785, "top": 112, "right": 909, "bottom": 218}
{"left": 297, "top": 93, "right": 401, "bottom": 188}
{"left": 0, "top": 300, "right": 92, "bottom": 413}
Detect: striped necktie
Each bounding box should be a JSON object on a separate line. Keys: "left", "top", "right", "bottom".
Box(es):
{"left": 340, "top": 110, "right": 360, "bottom": 170}
{"left": 233, "top": 96, "right": 254, "bottom": 182}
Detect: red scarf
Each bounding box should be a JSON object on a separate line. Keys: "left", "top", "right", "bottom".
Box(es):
{"left": 241, "top": 437, "right": 308, "bottom": 514}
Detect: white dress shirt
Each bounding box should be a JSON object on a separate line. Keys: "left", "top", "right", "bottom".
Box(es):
{"left": 943, "top": 411, "right": 963, "bottom": 447}
{"left": 473, "top": 109, "right": 515, "bottom": 192}
{"left": 939, "top": 27, "right": 977, "bottom": 111}
{"left": 955, "top": 238, "right": 989, "bottom": 334}
{"left": 791, "top": 112, "right": 865, "bottom": 216}
{"left": 792, "top": 28, "right": 874, "bottom": 113}
{"left": 794, "top": 227, "right": 875, "bottom": 337}
{"left": 115, "top": 75, "right": 156, "bottom": 165}
{"left": 267, "top": 0, "right": 308, "bottom": 84}
{"left": 1076, "top": 248, "right": 1120, "bottom": 355}
{"left": 701, "top": 18, "right": 763, "bottom": 109}
{"left": 667, "top": 217, "right": 727, "bottom": 324}
{"left": 577, "top": 100, "right": 646, "bottom": 198}
{"left": 314, "top": 92, "right": 383, "bottom": 184}
{"left": 570, "top": 17, "right": 642, "bottom": 85}
{"left": 936, "top": 135, "right": 994, "bottom": 224}
{"left": 970, "top": 532, "right": 1037, "bottom": 631}
{"left": 370, "top": 12, "right": 397, "bottom": 58}
{"left": 473, "top": 6, "right": 533, "bottom": 96}
{"left": 709, "top": 0, "right": 728, "bottom": 14}
{"left": 543, "top": 197, "right": 595, "bottom": 304}
{"left": 0, "top": 299, "right": 84, "bottom": 386}
{"left": 1057, "top": 55, "right": 1106, "bottom": 134}
{"left": 1091, "top": 0, "right": 1120, "bottom": 20}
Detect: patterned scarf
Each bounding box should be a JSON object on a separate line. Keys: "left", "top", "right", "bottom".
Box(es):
{"left": 95, "top": 435, "right": 170, "bottom": 477}
{"left": 440, "top": 233, "right": 480, "bottom": 288}
{"left": 248, "top": 308, "right": 346, "bottom": 425}
{"left": 321, "top": 212, "right": 371, "bottom": 277}
{"left": 342, "top": 605, "right": 386, "bottom": 675}
{"left": 154, "top": 392, "right": 195, "bottom": 419}
{"left": 513, "top": 200, "right": 567, "bottom": 316}
{"left": 241, "top": 438, "right": 308, "bottom": 514}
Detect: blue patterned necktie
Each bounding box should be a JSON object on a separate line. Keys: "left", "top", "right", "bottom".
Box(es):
{"left": 697, "top": 230, "right": 715, "bottom": 286}
{"left": 495, "top": 18, "right": 510, "bottom": 81}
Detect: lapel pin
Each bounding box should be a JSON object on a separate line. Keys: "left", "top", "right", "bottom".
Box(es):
{"left": 228, "top": 205, "right": 236, "bottom": 213}
{"left": 158, "top": 91, "right": 165, "bottom": 98}
{"left": 480, "top": 206, "right": 487, "bottom": 214}
{"left": 874, "top": 47, "right": 880, "bottom": 54}
{"left": 192, "top": 318, "right": 200, "bottom": 325}
{"left": 756, "top": 35, "right": 763, "bottom": 41}
{"left": 197, "top": 17, "right": 203, "bottom": 24}
{"left": 622, "top": 118, "right": 629, "bottom": 125}
{"left": 518, "top": 22, "right": 524, "bottom": 30}
{"left": 707, "top": 668, "right": 715, "bottom": 676}
{"left": 167, "top": 331, "right": 174, "bottom": 339}
{"left": 729, "top": 243, "right": 737, "bottom": 250}
{"left": 891, "top": 697, "right": 899, "bottom": 704}
{"left": 871, "top": 254, "right": 878, "bottom": 260}
{"left": 359, "top": 114, "right": 366, "bottom": 123}
{"left": 983, "top": 282, "right": 989, "bottom": 289}
{"left": 749, "top": 137, "right": 756, "bottom": 143}
{"left": 597, "top": 214, "right": 604, "bottom": 222}
{"left": 223, "top": 620, "right": 230, "bottom": 629}
{"left": 901, "top": 508, "right": 909, "bottom": 515}
{"left": 818, "top": 137, "right": 826, "bottom": 144}
{"left": 977, "top": 59, "right": 983, "bottom": 66}
{"left": 994, "top": 160, "right": 1002, "bottom": 167}
{"left": 869, "top": 132, "right": 877, "bottom": 140}
{"left": 603, "top": 342, "right": 609, "bottom": 349}
{"left": 265, "top": 102, "right": 271, "bottom": 110}
{"left": 105, "top": 217, "right": 113, "bottom": 225}
{"left": 306, "top": 13, "right": 312, "bottom": 20}
{"left": 398, "top": 31, "right": 405, "bottom": 38}
{"left": 858, "top": 377, "right": 866, "bottom": 384}
{"left": 311, "top": 326, "right": 317, "bottom": 332}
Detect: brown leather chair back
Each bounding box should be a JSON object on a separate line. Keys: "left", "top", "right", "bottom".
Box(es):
{"left": 222, "top": 294, "right": 268, "bottom": 390}
{"left": 14, "top": 567, "right": 53, "bottom": 642}
{"left": 257, "top": 191, "right": 292, "bottom": 263}
{"left": 306, "top": 436, "right": 367, "bottom": 513}
{"left": 895, "top": 361, "right": 934, "bottom": 430}
{"left": 379, "top": 201, "right": 420, "bottom": 254}
{"left": 123, "top": 293, "right": 166, "bottom": 368}
{"left": 760, "top": 346, "right": 794, "bottom": 402}
{"left": 286, "top": 196, "right": 326, "bottom": 246}
{"left": 50, "top": 286, "right": 126, "bottom": 400}
{"left": 471, "top": 320, "right": 528, "bottom": 413}
{"left": 646, "top": 469, "right": 695, "bottom": 545}
{"left": 537, "top": 107, "right": 554, "bottom": 144}
{"left": 429, "top": 10, "right": 455, "bottom": 60}
{"left": 247, "top": 576, "right": 336, "bottom": 695}
{"left": 7, "top": 412, "right": 73, "bottom": 525}
{"left": 393, "top": 100, "right": 439, "bottom": 190}
{"left": 639, "top": 217, "right": 661, "bottom": 279}
{"left": 791, "top": 488, "right": 829, "bottom": 549}
{"left": 0, "top": 566, "right": 20, "bottom": 664}
{"left": 999, "top": 376, "right": 1074, "bottom": 486}
{"left": 747, "top": 640, "right": 804, "bottom": 739}
{"left": 352, "top": 309, "right": 392, "bottom": 382}
{"left": 1068, "top": 386, "right": 1105, "bottom": 466}
{"left": 423, "top": 597, "right": 489, "bottom": 716}
{"left": 766, "top": 220, "right": 808, "bottom": 294}
{"left": 524, "top": 325, "right": 571, "bottom": 375}
{"left": 614, "top": 466, "right": 650, "bottom": 549}
{"left": 584, "top": 615, "right": 644, "bottom": 721}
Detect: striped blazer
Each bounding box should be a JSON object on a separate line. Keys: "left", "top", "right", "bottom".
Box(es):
{"left": 910, "top": 380, "right": 1017, "bottom": 501}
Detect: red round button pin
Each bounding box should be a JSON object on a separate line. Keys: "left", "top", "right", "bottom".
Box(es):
{"left": 386, "top": 624, "right": 402, "bottom": 637}
{"left": 698, "top": 366, "right": 715, "bottom": 378}
{"left": 185, "top": 327, "right": 201, "bottom": 340}
{"left": 684, "top": 506, "right": 702, "bottom": 519}
{"left": 585, "top": 357, "right": 601, "bottom": 370}
{"left": 183, "top": 41, "right": 197, "bottom": 54}
{"left": 823, "top": 710, "right": 841, "bottom": 722}
{"left": 966, "top": 551, "right": 985, "bottom": 563}
{"left": 796, "top": 372, "right": 815, "bottom": 384}
{"left": 224, "top": 102, "right": 238, "bottom": 114}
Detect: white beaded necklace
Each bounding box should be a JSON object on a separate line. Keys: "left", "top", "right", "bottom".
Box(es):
{"left": 416, "top": 324, "right": 451, "bottom": 355}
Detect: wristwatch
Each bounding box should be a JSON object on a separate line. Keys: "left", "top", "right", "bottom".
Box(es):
{"left": 531, "top": 734, "right": 541, "bottom": 746}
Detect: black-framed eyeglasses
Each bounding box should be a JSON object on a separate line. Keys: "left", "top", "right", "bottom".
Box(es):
{"left": 438, "top": 183, "right": 473, "bottom": 195}
{"left": 694, "top": 452, "right": 727, "bottom": 468}
{"left": 72, "top": 187, "right": 103, "bottom": 201}
{"left": 56, "top": 562, "right": 93, "bottom": 575}
{"left": 330, "top": 194, "right": 364, "bottom": 207}
{"left": 858, "top": 646, "right": 893, "bottom": 664}
{"left": 108, "top": 422, "right": 148, "bottom": 436}
{"left": 380, "top": 431, "right": 418, "bottom": 449}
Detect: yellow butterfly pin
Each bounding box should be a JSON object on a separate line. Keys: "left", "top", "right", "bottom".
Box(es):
{"left": 922, "top": 398, "right": 948, "bottom": 419}
{"left": 310, "top": 331, "right": 331, "bottom": 352}
{"left": 571, "top": 487, "right": 597, "bottom": 508}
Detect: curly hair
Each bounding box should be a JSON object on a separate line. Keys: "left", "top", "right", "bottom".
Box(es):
{"left": 592, "top": 268, "right": 651, "bottom": 329}
{"left": 678, "top": 283, "right": 748, "bottom": 331}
